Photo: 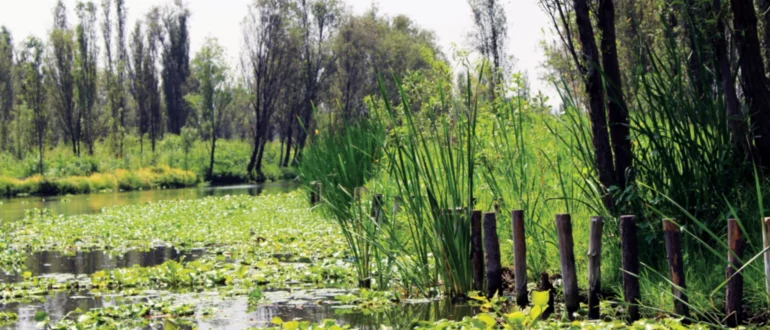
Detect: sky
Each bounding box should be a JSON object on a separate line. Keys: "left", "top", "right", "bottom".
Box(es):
{"left": 0, "top": 0, "right": 555, "bottom": 102}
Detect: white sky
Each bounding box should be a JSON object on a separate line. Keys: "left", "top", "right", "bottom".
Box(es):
{"left": 0, "top": 0, "right": 555, "bottom": 102}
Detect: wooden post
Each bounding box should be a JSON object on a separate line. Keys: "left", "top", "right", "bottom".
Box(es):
{"left": 555, "top": 214, "right": 578, "bottom": 319}
{"left": 483, "top": 212, "right": 502, "bottom": 298}
{"left": 537, "top": 272, "right": 554, "bottom": 319}
{"left": 471, "top": 210, "right": 484, "bottom": 292}
{"left": 309, "top": 182, "right": 321, "bottom": 205}
{"left": 620, "top": 215, "right": 640, "bottom": 322}
{"left": 587, "top": 216, "right": 604, "bottom": 320}
{"left": 764, "top": 217, "right": 770, "bottom": 298}
{"left": 663, "top": 219, "right": 689, "bottom": 318}
{"left": 371, "top": 194, "right": 384, "bottom": 224}
{"left": 511, "top": 210, "right": 528, "bottom": 307}
{"left": 726, "top": 218, "right": 744, "bottom": 327}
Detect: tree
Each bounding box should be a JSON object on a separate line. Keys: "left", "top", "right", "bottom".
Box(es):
{"left": 242, "top": 0, "right": 293, "bottom": 181}
{"left": 19, "top": 37, "right": 47, "bottom": 175}
{"left": 145, "top": 7, "right": 163, "bottom": 152}
{"left": 468, "top": 0, "right": 507, "bottom": 96}
{"left": 191, "top": 38, "right": 232, "bottom": 180}
{"left": 597, "top": 0, "right": 632, "bottom": 190}
{"left": 130, "top": 21, "right": 149, "bottom": 154}
{"left": 75, "top": 1, "right": 99, "bottom": 155}
{"left": 541, "top": 0, "right": 616, "bottom": 209}
{"left": 161, "top": 2, "right": 191, "bottom": 135}
{"left": 0, "top": 27, "right": 13, "bottom": 151}
{"left": 729, "top": 0, "right": 770, "bottom": 168}
{"left": 290, "top": 0, "right": 341, "bottom": 165}
{"left": 49, "top": 1, "right": 79, "bottom": 156}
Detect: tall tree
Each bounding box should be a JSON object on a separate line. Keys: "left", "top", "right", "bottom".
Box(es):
{"left": 161, "top": 2, "right": 191, "bottom": 135}
{"left": 191, "top": 38, "right": 232, "bottom": 180}
{"left": 242, "top": 0, "right": 293, "bottom": 181}
{"left": 115, "top": 0, "right": 128, "bottom": 155}
{"left": 468, "top": 0, "right": 507, "bottom": 95}
{"left": 0, "top": 27, "right": 13, "bottom": 151}
{"left": 291, "top": 0, "right": 341, "bottom": 164}
{"left": 130, "top": 21, "right": 149, "bottom": 154}
{"left": 19, "top": 37, "right": 47, "bottom": 175}
{"left": 542, "top": 0, "right": 616, "bottom": 209}
{"left": 49, "top": 1, "right": 79, "bottom": 155}
{"left": 597, "top": 0, "right": 632, "bottom": 190}
{"left": 145, "top": 7, "right": 163, "bottom": 152}
{"left": 729, "top": 0, "right": 770, "bottom": 168}
{"left": 75, "top": 1, "right": 99, "bottom": 155}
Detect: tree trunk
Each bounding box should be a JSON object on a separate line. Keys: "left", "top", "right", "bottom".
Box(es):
{"left": 208, "top": 135, "right": 217, "bottom": 180}
{"left": 38, "top": 134, "right": 44, "bottom": 176}
{"left": 282, "top": 123, "right": 293, "bottom": 167}
{"left": 729, "top": 0, "right": 770, "bottom": 168}
{"left": 247, "top": 133, "right": 262, "bottom": 180}
{"left": 715, "top": 0, "right": 753, "bottom": 161}
{"left": 756, "top": 0, "right": 770, "bottom": 70}
{"left": 573, "top": 0, "right": 616, "bottom": 208}
{"left": 597, "top": 0, "right": 632, "bottom": 191}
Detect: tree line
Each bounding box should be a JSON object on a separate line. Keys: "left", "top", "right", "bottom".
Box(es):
{"left": 0, "top": 0, "right": 455, "bottom": 181}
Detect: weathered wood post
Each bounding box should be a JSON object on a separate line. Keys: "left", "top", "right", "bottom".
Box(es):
{"left": 309, "top": 182, "right": 321, "bottom": 205}
{"left": 587, "top": 216, "right": 604, "bottom": 320}
{"left": 471, "top": 210, "right": 484, "bottom": 292}
{"left": 511, "top": 210, "right": 528, "bottom": 307}
{"left": 620, "top": 215, "right": 640, "bottom": 322}
{"left": 555, "top": 214, "right": 578, "bottom": 319}
{"left": 371, "top": 194, "right": 384, "bottom": 224}
{"left": 662, "top": 219, "right": 689, "bottom": 318}
{"left": 483, "top": 212, "right": 502, "bottom": 298}
{"left": 764, "top": 217, "right": 770, "bottom": 297}
{"left": 726, "top": 218, "right": 744, "bottom": 327}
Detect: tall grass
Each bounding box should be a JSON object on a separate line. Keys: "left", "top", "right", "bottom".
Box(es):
{"left": 298, "top": 114, "right": 386, "bottom": 287}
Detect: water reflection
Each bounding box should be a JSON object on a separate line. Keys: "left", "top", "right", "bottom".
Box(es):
{"left": 0, "top": 182, "right": 298, "bottom": 222}
{"left": 0, "top": 293, "right": 475, "bottom": 330}
{"left": 0, "top": 247, "right": 204, "bottom": 283}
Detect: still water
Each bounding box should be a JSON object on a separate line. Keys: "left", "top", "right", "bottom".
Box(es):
{"left": 0, "top": 182, "right": 298, "bottom": 222}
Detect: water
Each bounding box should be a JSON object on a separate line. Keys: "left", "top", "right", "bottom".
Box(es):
{"left": 0, "top": 182, "right": 298, "bottom": 222}
{"left": 0, "top": 247, "right": 205, "bottom": 283}
{"left": 0, "top": 291, "right": 475, "bottom": 330}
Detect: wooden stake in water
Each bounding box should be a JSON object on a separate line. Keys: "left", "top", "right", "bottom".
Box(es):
{"left": 512, "top": 210, "right": 528, "bottom": 307}
{"left": 620, "top": 215, "right": 640, "bottom": 322}
{"left": 537, "top": 272, "right": 554, "bottom": 319}
{"left": 726, "top": 218, "right": 744, "bottom": 327}
{"left": 483, "top": 212, "right": 502, "bottom": 298}
{"left": 663, "top": 219, "right": 688, "bottom": 318}
{"left": 555, "top": 214, "right": 578, "bottom": 319}
{"left": 471, "top": 210, "right": 484, "bottom": 292}
{"left": 587, "top": 216, "right": 604, "bottom": 320}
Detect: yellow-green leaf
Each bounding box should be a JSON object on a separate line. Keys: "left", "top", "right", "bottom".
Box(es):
{"left": 532, "top": 290, "right": 549, "bottom": 306}
{"left": 271, "top": 317, "right": 283, "bottom": 325}
{"left": 477, "top": 313, "right": 496, "bottom": 327}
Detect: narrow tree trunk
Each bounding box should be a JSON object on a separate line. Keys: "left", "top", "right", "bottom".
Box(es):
{"left": 597, "top": 0, "right": 632, "bottom": 191}
{"left": 714, "top": 0, "right": 752, "bottom": 161}
{"left": 38, "top": 134, "right": 44, "bottom": 176}
{"left": 247, "top": 133, "right": 262, "bottom": 180}
{"left": 573, "top": 0, "right": 616, "bottom": 208}
{"left": 756, "top": 0, "right": 770, "bottom": 70}
{"left": 208, "top": 135, "right": 217, "bottom": 180}
{"left": 730, "top": 0, "right": 770, "bottom": 168}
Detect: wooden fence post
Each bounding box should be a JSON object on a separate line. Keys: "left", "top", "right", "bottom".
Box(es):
{"left": 587, "top": 216, "right": 604, "bottom": 320}
{"left": 483, "top": 212, "right": 502, "bottom": 298}
{"left": 663, "top": 219, "right": 688, "bottom": 318}
{"left": 620, "top": 215, "right": 640, "bottom": 322}
{"left": 471, "top": 210, "right": 484, "bottom": 292}
{"left": 764, "top": 217, "right": 770, "bottom": 298}
{"left": 726, "top": 218, "right": 744, "bottom": 327}
{"left": 512, "top": 210, "right": 528, "bottom": 307}
{"left": 309, "top": 182, "right": 321, "bottom": 205}
{"left": 371, "top": 194, "right": 384, "bottom": 224}
{"left": 555, "top": 214, "right": 578, "bottom": 319}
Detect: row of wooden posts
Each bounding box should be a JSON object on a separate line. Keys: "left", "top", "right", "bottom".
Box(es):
{"left": 473, "top": 210, "right": 745, "bottom": 327}
{"left": 308, "top": 188, "right": 745, "bottom": 326}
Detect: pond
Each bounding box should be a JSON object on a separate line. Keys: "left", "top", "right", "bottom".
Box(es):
{"left": 0, "top": 182, "right": 298, "bottom": 223}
